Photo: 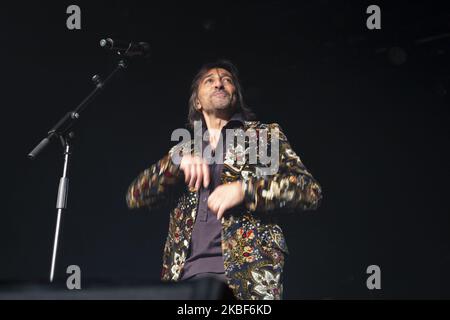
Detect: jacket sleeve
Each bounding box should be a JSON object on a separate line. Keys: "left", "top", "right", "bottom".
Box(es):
{"left": 126, "top": 145, "right": 184, "bottom": 210}
{"left": 242, "top": 123, "right": 322, "bottom": 213}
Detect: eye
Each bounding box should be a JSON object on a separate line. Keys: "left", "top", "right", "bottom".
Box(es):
{"left": 205, "top": 78, "right": 213, "bottom": 83}
{"left": 223, "top": 78, "right": 232, "bottom": 83}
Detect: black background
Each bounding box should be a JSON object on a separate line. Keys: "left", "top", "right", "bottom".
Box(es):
{"left": 1, "top": 0, "right": 449, "bottom": 299}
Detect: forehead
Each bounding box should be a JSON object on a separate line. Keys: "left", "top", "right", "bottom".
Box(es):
{"left": 201, "top": 68, "right": 233, "bottom": 79}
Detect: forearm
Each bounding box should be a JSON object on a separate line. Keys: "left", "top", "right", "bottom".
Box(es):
{"left": 242, "top": 125, "right": 322, "bottom": 213}
{"left": 126, "top": 154, "right": 181, "bottom": 209}
{"left": 242, "top": 169, "right": 322, "bottom": 213}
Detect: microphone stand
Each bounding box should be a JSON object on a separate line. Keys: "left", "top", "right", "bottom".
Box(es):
{"left": 28, "top": 59, "right": 128, "bottom": 283}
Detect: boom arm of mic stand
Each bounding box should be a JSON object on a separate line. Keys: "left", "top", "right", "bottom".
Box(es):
{"left": 27, "top": 59, "right": 127, "bottom": 159}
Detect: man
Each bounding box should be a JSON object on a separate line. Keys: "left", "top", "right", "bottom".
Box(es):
{"left": 126, "top": 60, "right": 322, "bottom": 300}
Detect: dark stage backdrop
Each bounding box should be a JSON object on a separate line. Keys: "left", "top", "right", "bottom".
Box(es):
{"left": 1, "top": 1, "right": 449, "bottom": 299}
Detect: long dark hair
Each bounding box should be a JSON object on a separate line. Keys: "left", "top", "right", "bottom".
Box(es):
{"left": 187, "top": 60, "right": 256, "bottom": 129}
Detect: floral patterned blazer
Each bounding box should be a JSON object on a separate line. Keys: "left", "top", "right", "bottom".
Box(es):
{"left": 126, "top": 121, "right": 322, "bottom": 300}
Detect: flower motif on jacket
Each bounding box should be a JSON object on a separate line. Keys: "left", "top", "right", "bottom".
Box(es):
{"left": 243, "top": 246, "right": 255, "bottom": 263}
{"left": 174, "top": 208, "right": 183, "bottom": 221}
{"left": 226, "top": 228, "right": 258, "bottom": 265}
{"left": 174, "top": 226, "right": 181, "bottom": 244}
{"left": 251, "top": 269, "right": 281, "bottom": 300}
{"left": 171, "top": 251, "right": 185, "bottom": 281}
{"left": 237, "top": 228, "right": 255, "bottom": 240}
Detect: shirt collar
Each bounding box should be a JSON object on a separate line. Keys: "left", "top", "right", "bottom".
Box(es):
{"left": 225, "top": 112, "right": 245, "bottom": 129}
{"left": 200, "top": 112, "right": 245, "bottom": 149}
{"left": 201, "top": 112, "right": 245, "bottom": 133}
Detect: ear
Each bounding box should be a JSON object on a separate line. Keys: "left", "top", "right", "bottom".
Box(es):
{"left": 196, "top": 99, "right": 202, "bottom": 111}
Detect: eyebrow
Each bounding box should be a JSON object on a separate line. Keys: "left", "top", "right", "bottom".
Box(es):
{"left": 202, "top": 72, "right": 233, "bottom": 81}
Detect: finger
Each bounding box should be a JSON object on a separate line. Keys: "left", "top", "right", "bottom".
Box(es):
{"left": 207, "top": 191, "right": 215, "bottom": 209}
{"left": 217, "top": 204, "right": 226, "bottom": 220}
{"left": 212, "top": 203, "right": 220, "bottom": 214}
{"left": 202, "top": 162, "right": 210, "bottom": 188}
{"left": 188, "top": 164, "right": 196, "bottom": 188}
{"left": 195, "top": 164, "right": 202, "bottom": 191}
{"left": 183, "top": 162, "right": 191, "bottom": 184}
{"left": 207, "top": 196, "right": 218, "bottom": 213}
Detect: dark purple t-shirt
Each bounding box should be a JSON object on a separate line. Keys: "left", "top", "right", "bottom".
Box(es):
{"left": 180, "top": 113, "right": 244, "bottom": 280}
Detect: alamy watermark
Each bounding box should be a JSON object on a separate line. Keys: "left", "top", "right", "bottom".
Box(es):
{"left": 366, "top": 264, "right": 381, "bottom": 290}
{"left": 171, "top": 121, "right": 280, "bottom": 176}
{"left": 66, "top": 265, "right": 81, "bottom": 290}
{"left": 66, "top": 5, "right": 81, "bottom": 30}
{"left": 366, "top": 5, "right": 381, "bottom": 30}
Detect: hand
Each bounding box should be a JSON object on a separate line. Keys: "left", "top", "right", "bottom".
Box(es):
{"left": 179, "top": 155, "right": 210, "bottom": 191}
{"left": 208, "top": 181, "right": 244, "bottom": 220}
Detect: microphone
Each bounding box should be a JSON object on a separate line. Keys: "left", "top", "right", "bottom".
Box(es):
{"left": 100, "top": 38, "right": 151, "bottom": 58}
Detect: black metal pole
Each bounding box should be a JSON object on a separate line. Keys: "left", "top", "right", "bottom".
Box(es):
{"left": 50, "top": 135, "right": 71, "bottom": 283}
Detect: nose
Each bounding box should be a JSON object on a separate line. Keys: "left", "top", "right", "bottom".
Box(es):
{"left": 213, "top": 78, "right": 225, "bottom": 90}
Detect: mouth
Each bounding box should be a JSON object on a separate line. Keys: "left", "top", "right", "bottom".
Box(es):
{"left": 212, "top": 91, "right": 229, "bottom": 98}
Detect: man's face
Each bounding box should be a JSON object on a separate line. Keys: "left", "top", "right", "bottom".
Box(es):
{"left": 196, "top": 68, "right": 237, "bottom": 114}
